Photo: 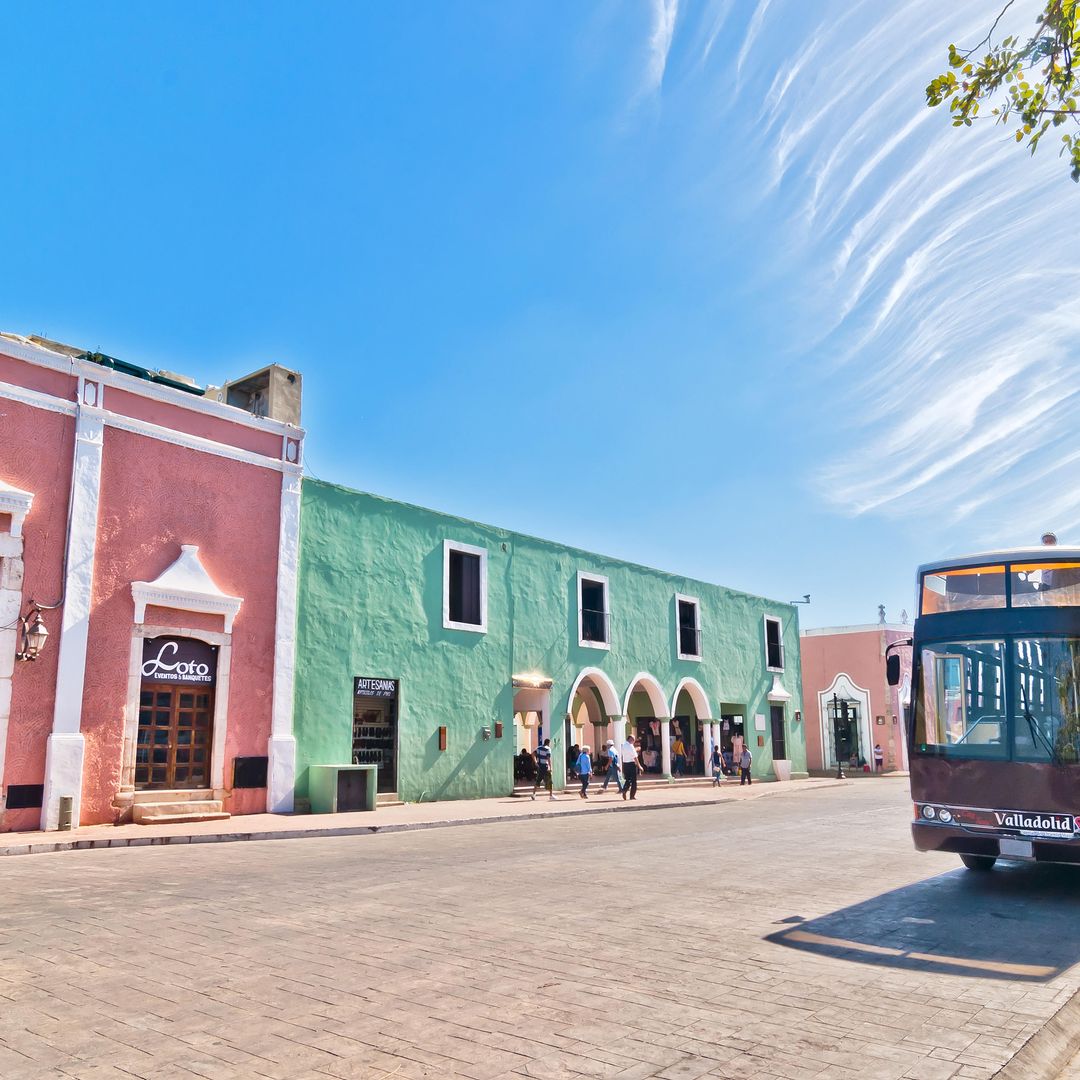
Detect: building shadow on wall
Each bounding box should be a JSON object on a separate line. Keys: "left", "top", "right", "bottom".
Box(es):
{"left": 767, "top": 862, "right": 1080, "bottom": 983}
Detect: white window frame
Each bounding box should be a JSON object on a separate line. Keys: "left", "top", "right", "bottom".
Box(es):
{"left": 675, "top": 593, "right": 702, "bottom": 661}
{"left": 764, "top": 614, "right": 784, "bottom": 672}
{"left": 577, "top": 571, "right": 610, "bottom": 650}
{"left": 443, "top": 539, "right": 488, "bottom": 633}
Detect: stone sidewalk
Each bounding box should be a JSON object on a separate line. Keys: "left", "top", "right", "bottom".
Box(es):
{"left": 0, "top": 776, "right": 851, "bottom": 857}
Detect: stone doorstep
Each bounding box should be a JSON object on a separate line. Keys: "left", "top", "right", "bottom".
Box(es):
{"left": 0, "top": 779, "right": 848, "bottom": 857}
{"left": 132, "top": 798, "right": 229, "bottom": 825}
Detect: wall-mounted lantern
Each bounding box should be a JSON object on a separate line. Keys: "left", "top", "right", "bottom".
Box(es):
{"left": 16, "top": 608, "right": 48, "bottom": 662}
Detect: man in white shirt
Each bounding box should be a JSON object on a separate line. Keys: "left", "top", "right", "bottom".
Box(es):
{"left": 620, "top": 735, "right": 643, "bottom": 801}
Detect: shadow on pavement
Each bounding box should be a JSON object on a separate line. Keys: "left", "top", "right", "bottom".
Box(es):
{"left": 767, "top": 861, "right": 1080, "bottom": 982}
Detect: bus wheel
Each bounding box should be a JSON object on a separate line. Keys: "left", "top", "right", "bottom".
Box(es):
{"left": 960, "top": 854, "right": 997, "bottom": 871}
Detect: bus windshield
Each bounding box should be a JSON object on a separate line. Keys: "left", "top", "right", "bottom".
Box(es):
{"left": 915, "top": 637, "right": 1080, "bottom": 763}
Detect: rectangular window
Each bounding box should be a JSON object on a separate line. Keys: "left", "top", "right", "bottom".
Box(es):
{"left": 676, "top": 594, "right": 701, "bottom": 659}
{"left": 920, "top": 565, "right": 1007, "bottom": 614}
{"left": 1010, "top": 562, "right": 1080, "bottom": 608}
{"left": 443, "top": 540, "right": 487, "bottom": 632}
{"left": 770, "top": 705, "right": 787, "bottom": 760}
{"left": 914, "top": 640, "right": 1007, "bottom": 758}
{"left": 578, "top": 572, "right": 609, "bottom": 648}
{"left": 764, "top": 616, "right": 784, "bottom": 671}
{"left": 1011, "top": 637, "right": 1080, "bottom": 763}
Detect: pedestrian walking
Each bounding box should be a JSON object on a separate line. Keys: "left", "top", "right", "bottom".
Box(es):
{"left": 739, "top": 745, "right": 753, "bottom": 786}
{"left": 873, "top": 743, "right": 884, "bottom": 773}
{"left": 599, "top": 739, "right": 623, "bottom": 793}
{"left": 710, "top": 743, "right": 723, "bottom": 786}
{"left": 531, "top": 738, "right": 557, "bottom": 801}
{"left": 620, "top": 734, "right": 642, "bottom": 801}
{"left": 577, "top": 745, "right": 592, "bottom": 798}
{"left": 672, "top": 734, "right": 687, "bottom": 776}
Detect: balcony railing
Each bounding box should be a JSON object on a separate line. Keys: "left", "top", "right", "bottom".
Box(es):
{"left": 679, "top": 625, "right": 701, "bottom": 656}
{"left": 581, "top": 608, "right": 609, "bottom": 644}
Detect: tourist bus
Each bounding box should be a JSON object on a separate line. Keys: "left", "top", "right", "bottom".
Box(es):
{"left": 889, "top": 545, "right": 1080, "bottom": 870}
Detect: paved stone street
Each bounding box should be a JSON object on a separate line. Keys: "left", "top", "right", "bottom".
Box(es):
{"left": 0, "top": 779, "right": 1077, "bottom": 1080}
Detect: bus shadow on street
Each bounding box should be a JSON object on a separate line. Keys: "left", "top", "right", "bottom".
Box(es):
{"left": 766, "top": 862, "right": 1080, "bottom": 982}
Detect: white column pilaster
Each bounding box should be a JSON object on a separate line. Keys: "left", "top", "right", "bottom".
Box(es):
{"left": 42, "top": 402, "right": 103, "bottom": 830}
{"left": 660, "top": 718, "right": 672, "bottom": 778}
{"left": 268, "top": 468, "right": 302, "bottom": 813}
{"left": 702, "top": 719, "right": 714, "bottom": 777}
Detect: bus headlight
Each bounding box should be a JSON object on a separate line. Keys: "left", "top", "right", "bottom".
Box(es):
{"left": 938, "top": 808, "right": 953, "bottom": 824}
{"left": 922, "top": 805, "right": 937, "bottom": 820}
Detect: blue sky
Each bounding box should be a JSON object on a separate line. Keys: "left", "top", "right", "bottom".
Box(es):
{"left": 3, "top": 2, "right": 1077, "bottom": 629}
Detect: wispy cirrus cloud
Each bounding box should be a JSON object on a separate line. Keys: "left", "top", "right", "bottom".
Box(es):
{"left": 636, "top": 0, "right": 1080, "bottom": 549}
{"left": 643, "top": 0, "right": 679, "bottom": 95}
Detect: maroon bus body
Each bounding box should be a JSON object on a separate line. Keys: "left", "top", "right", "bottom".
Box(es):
{"left": 910, "top": 757, "right": 1080, "bottom": 865}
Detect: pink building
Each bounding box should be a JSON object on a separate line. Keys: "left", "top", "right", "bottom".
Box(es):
{"left": 800, "top": 623, "right": 912, "bottom": 774}
{"left": 0, "top": 334, "right": 303, "bottom": 831}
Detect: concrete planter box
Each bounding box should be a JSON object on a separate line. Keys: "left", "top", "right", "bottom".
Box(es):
{"left": 772, "top": 759, "right": 792, "bottom": 782}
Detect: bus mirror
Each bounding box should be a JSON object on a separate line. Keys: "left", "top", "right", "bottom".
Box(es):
{"left": 886, "top": 654, "right": 901, "bottom": 687}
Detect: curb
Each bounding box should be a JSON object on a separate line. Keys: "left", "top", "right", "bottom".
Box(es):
{"left": 0, "top": 780, "right": 849, "bottom": 857}
{"left": 994, "top": 985, "right": 1080, "bottom": 1079}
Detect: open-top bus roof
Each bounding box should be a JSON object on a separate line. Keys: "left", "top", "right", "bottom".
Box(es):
{"left": 917, "top": 546, "right": 1080, "bottom": 576}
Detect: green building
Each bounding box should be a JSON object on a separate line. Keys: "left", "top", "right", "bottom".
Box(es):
{"left": 293, "top": 480, "right": 806, "bottom": 804}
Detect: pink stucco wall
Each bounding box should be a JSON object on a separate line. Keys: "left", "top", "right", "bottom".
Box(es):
{"left": 79, "top": 425, "right": 281, "bottom": 824}
{"left": 103, "top": 385, "right": 284, "bottom": 459}
{"left": 1, "top": 345, "right": 290, "bottom": 830}
{"left": 2, "top": 398, "right": 75, "bottom": 831}
{"left": 0, "top": 351, "right": 77, "bottom": 402}
{"left": 800, "top": 626, "right": 912, "bottom": 773}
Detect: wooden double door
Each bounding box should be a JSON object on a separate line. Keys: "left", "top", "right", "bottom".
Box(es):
{"left": 136, "top": 682, "right": 214, "bottom": 790}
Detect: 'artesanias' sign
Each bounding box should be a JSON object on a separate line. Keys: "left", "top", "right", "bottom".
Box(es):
{"left": 142, "top": 637, "right": 218, "bottom": 685}
{"left": 354, "top": 677, "right": 398, "bottom": 699}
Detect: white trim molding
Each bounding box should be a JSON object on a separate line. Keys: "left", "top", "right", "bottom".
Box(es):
{"left": 268, "top": 471, "right": 302, "bottom": 813}
{"left": 764, "top": 614, "right": 785, "bottom": 672}
{"left": 42, "top": 406, "right": 104, "bottom": 831}
{"left": 0, "top": 480, "right": 34, "bottom": 539}
{"left": 117, "top": 623, "right": 233, "bottom": 808}
{"left": 564, "top": 666, "right": 622, "bottom": 721}
{"left": 442, "top": 539, "right": 488, "bottom": 633}
{"left": 622, "top": 672, "right": 669, "bottom": 719}
{"left": 132, "top": 545, "right": 243, "bottom": 632}
{"left": 675, "top": 592, "right": 702, "bottom": 661}
{"left": 0, "top": 333, "right": 303, "bottom": 440}
{"left": 817, "top": 671, "right": 873, "bottom": 770}
{"left": 577, "top": 571, "right": 610, "bottom": 651}
{"left": 669, "top": 676, "right": 713, "bottom": 721}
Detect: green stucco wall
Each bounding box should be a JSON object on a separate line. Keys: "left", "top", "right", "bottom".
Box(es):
{"left": 294, "top": 480, "right": 805, "bottom": 803}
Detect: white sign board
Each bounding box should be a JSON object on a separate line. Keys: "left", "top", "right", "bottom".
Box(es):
{"left": 754, "top": 713, "right": 767, "bottom": 732}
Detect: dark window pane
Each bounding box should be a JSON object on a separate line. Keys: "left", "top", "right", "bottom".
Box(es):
{"left": 678, "top": 600, "right": 699, "bottom": 655}
{"left": 766, "top": 619, "right": 784, "bottom": 669}
{"left": 581, "top": 579, "right": 608, "bottom": 643}
{"left": 449, "top": 549, "right": 482, "bottom": 625}
{"left": 770, "top": 705, "right": 787, "bottom": 760}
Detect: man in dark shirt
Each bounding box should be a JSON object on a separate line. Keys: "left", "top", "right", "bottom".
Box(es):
{"left": 531, "top": 738, "right": 557, "bottom": 801}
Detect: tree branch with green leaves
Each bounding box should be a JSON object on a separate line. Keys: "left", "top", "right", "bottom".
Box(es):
{"left": 927, "top": 1, "right": 1080, "bottom": 180}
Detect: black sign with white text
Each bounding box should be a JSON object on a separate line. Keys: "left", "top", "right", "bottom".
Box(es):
{"left": 354, "top": 677, "right": 398, "bottom": 699}
{"left": 141, "top": 636, "right": 218, "bottom": 686}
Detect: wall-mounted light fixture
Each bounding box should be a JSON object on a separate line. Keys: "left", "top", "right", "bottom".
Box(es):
{"left": 16, "top": 607, "right": 49, "bottom": 662}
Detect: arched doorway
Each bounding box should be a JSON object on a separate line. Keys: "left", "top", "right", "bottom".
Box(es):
{"left": 670, "top": 677, "right": 714, "bottom": 776}
{"left": 564, "top": 668, "right": 621, "bottom": 782}
{"left": 623, "top": 672, "right": 669, "bottom": 775}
